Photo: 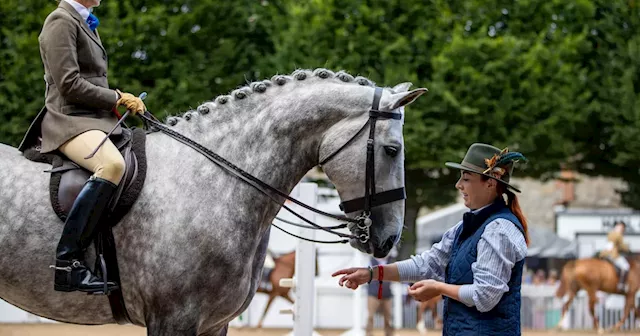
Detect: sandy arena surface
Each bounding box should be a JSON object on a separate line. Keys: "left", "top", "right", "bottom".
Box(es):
{"left": 1, "top": 324, "right": 640, "bottom": 336}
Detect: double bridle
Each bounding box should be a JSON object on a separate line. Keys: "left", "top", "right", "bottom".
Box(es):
{"left": 316, "top": 87, "right": 405, "bottom": 243}
{"left": 138, "top": 86, "right": 405, "bottom": 245}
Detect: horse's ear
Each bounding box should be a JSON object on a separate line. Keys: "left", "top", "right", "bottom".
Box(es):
{"left": 386, "top": 88, "right": 428, "bottom": 110}
{"left": 392, "top": 82, "right": 413, "bottom": 93}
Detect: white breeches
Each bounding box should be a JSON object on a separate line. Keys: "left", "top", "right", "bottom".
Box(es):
{"left": 616, "top": 256, "right": 630, "bottom": 272}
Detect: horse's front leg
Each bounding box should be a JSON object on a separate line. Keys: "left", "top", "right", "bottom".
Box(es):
{"left": 556, "top": 288, "right": 577, "bottom": 330}
{"left": 433, "top": 306, "right": 442, "bottom": 329}
{"left": 257, "top": 294, "right": 276, "bottom": 328}
{"left": 584, "top": 288, "right": 602, "bottom": 334}
{"left": 147, "top": 319, "right": 229, "bottom": 336}
{"left": 416, "top": 303, "right": 427, "bottom": 335}
{"left": 216, "top": 324, "right": 229, "bottom": 336}
{"left": 146, "top": 322, "right": 198, "bottom": 336}
{"left": 193, "top": 324, "right": 229, "bottom": 336}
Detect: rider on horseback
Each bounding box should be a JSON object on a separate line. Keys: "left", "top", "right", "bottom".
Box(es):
{"left": 600, "top": 221, "right": 631, "bottom": 292}
{"left": 20, "top": 0, "right": 146, "bottom": 293}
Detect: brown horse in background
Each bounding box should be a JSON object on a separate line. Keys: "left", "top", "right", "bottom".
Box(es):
{"left": 555, "top": 255, "right": 640, "bottom": 333}
{"left": 254, "top": 250, "right": 319, "bottom": 328}
{"left": 414, "top": 295, "right": 443, "bottom": 334}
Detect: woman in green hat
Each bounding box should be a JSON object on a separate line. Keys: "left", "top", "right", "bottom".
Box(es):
{"left": 332, "top": 143, "right": 529, "bottom": 336}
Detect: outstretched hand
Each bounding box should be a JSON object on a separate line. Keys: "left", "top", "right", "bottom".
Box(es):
{"left": 331, "top": 267, "right": 370, "bottom": 290}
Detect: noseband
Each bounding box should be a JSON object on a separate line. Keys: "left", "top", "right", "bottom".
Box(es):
{"left": 138, "top": 87, "right": 405, "bottom": 245}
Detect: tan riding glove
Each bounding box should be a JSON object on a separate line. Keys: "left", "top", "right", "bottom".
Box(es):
{"left": 116, "top": 89, "right": 146, "bottom": 115}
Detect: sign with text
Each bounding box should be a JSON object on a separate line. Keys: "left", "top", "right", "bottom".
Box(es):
{"left": 555, "top": 208, "right": 640, "bottom": 241}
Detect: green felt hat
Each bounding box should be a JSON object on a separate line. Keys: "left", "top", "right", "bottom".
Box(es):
{"left": 445, "top": 143, "right": 527, "bottom": 193}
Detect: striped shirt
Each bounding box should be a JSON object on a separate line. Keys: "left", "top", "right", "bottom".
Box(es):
{"left": 396, "top": 206, "right": 527, "bottom": 313}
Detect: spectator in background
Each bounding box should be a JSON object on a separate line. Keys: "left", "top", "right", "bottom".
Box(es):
{"left": 532, "top": 269, "right": 546, "bottom": 285}
{"left": 366, "top": 255, "right": 395, "bottom": 336}
{"left": 547, "top": 269, "right": 559, "bottom": 285}
{"left": 522, "top": 268, "right": 534, "bottom": 284}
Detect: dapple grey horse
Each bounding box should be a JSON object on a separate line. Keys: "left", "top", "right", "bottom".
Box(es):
{"left": 0, "top": 68, "right": 426, "bottom": 335}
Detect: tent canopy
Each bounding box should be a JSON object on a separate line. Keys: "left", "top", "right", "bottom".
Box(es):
{"left": 526, "top": 226, "right": 576, "bottom": 258}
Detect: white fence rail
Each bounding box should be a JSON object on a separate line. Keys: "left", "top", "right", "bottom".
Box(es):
{"left": 368, "top": 284, "right": 640, "bottom": 331}
{"left": 3, "top": 280, "right": 640, "bottom": 331}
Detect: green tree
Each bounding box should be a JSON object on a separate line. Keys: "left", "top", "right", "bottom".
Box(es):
{"left": 0, "top": 0, "right": 275, "bottom": 146}
{"left": 0, "top": 0, "right": 55, "bottom": 146}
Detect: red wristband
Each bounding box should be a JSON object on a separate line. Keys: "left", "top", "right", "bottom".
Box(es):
{"left": 377, "top": 265, "right": 384, "bottom": 300}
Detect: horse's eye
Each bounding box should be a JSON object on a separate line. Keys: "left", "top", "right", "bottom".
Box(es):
{"left": 384, "top": 146, "right": 399, "bottom": 157}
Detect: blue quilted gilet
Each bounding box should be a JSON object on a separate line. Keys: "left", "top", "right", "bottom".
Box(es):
{"left": 442, "top": 199, "right": 525, "bottom": 336}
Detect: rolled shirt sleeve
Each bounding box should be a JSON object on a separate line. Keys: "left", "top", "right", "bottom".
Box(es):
{"left": 396, "top": 222, "right": 462, "bottom": 282}
{"left": 458, "top": 218, "right": 527, "bottom": 312}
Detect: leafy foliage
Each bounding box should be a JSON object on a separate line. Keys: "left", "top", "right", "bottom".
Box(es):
{"left": 0, "top": 0, "right": 274, "bottom": 145}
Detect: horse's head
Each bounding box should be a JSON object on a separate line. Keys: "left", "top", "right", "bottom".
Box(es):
{"left": 319, "top": 82, "right": 427, "bottom": 258}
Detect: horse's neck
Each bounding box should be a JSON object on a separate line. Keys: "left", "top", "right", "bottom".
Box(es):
{"left": 152, "top": 82, "right": 370, "bottom": 230}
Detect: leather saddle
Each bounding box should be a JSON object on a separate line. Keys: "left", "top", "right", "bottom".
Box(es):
{"left": 20, "top": 118, "right": 149, "bottom": 325}
{"left": 22, "top": 127, "right": 147, "bottom": 224}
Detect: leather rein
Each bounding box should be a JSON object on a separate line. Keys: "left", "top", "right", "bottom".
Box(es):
{"left": 134, "top": 86, "right": 405, "bottom": 245}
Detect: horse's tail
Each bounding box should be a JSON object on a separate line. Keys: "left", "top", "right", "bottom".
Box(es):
{"left": 556, "top": 260, "right": 577, "bottom": 298}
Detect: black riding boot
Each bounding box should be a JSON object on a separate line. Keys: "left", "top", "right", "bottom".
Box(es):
{"left": 53, "top": 176, "right": 119, "bottom": 294}
{"left": 618, "top": 269, "right": 627, "bottom": 292}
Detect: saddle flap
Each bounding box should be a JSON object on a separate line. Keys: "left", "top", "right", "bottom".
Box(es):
{"left": 48, "top": 128, "right": 147, "bottom": 226}
{"left": 57, "top": 166, "right": 92, "bottom": 216}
